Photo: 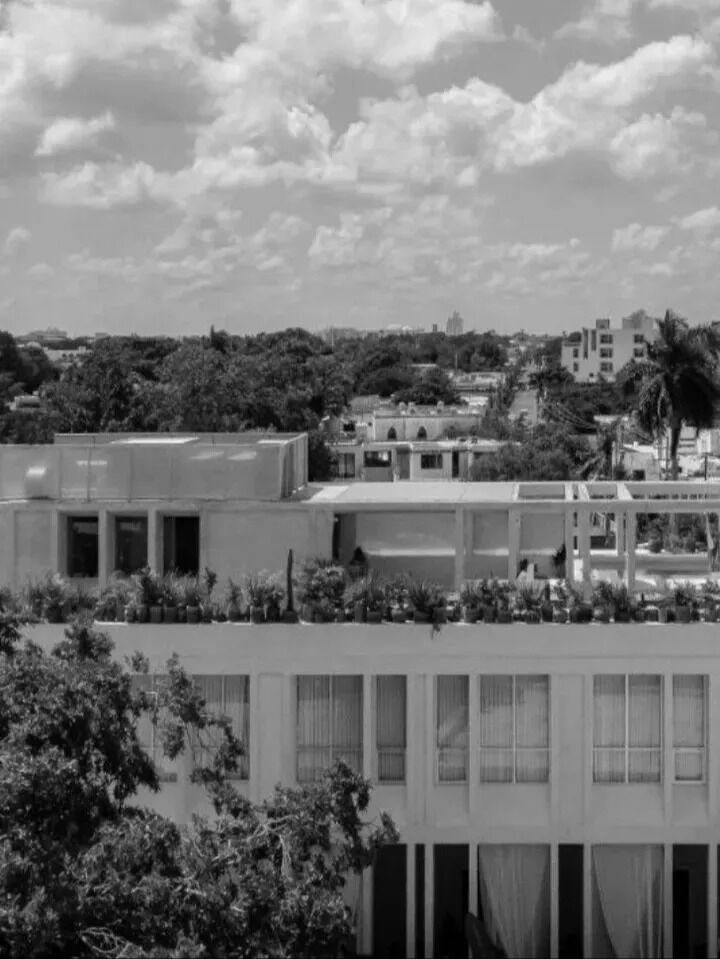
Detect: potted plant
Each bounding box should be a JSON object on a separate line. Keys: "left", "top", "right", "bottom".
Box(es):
{"left": 264, "top": 571, "right": 285, "bottom": 623}
{"left": 566, "top": 583, "right": 592, "bottom": 624}
{"left": 22, "top": 578, "right": 45, "bottom": 621}
{"left": 224, "top": 578, "right": 243, "bottom": 623}
{"left": 592, "top": 581, "right": 613, "bottom": 623}
{"left": 244, "top": 573, "right": 268, "bottom": 624}
{"left": 540, "top": 582, "right": 554, "bottom": 623}
{"left": 491, "top": 579, "right": 512, "bottom": 624}
{"left": 161, "top": 572, "right": 180, "bottom": 624}
{"left": 459, "top": 580, "right": 482, "bottom": 624}
{"left": 700, "top": 579, "right": 720, "bottom": 622}
{"left": 673, "top": 583, "right": 696, "bottom": 624}
{"left": 607, "top": 583, "right": 634, "bottom": 623}
{"left": 362, "top": 571, "right": 386, "bottom": 624}
{"left": 41, "top": 573, "right": 70, "bottom": 624}
{"left": 407, "top": 578, "right": 444, "bottom": 625}
{"left": 181, "top": 576, "right": 202, "bottom": 624}
{"left": 299, "top": 559, "right": 346, "bottom": 623}
{"left": 93, "top": 584, "right": 118, "bottom": 623}
{"left": 344, "top": 574, "right": 368, "bottom": 623}
{"left": 200, "top": 567, "right": 217, "bottom": 624}
{"left": 383, "top": 574, "right": 409, "bottom": 623}
{"left": 551, "top": 582, "right": 569, "bottom": 623}
{"left": 132, "top": 567, "right": 158, "bottom": 623}
{"left": 512, "top": 582, "right": 543, "bottom": 624}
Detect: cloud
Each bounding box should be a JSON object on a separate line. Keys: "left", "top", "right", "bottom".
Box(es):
{"left": 555, "top": 0, "right": 635, "bottom": 44}
{"left": 611, "top": 222, "right": 669, "bottom": 251}
{"left": 609, "top": 107, "right": 718, "bottom": 178}
{"left": 675, "top": 206, "right": 720, "bottom": 231}
{"left": 3, "top": 227, "right": 31, "bottom": 256}
{"left": 35, "top": 111, "right": 115, "bottom": 157}
{"left": 41, "top": 160, "right": 157, "bottom": 208}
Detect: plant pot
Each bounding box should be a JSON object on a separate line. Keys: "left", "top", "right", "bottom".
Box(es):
{"left": 463, "top": 605, "right": 480, "bottom": 624}
{"left": 300, "top": 603, "right": 315, "bottom": 623}
{"left": 163, "top": 605, "right": 178, "bottom": 624}
{"left": 593, "top": 606, "right": 610, "bottom": 623}
{"left": 391, "top": 607, "right": 407, "bottom": 624}
{"left": 335, "top": 608, "right": 347, "bottom": 623}
{"left": 674, "top": 605, "right": 692, "bottom": 623}
{"left": 366, "top": 608, "right": 383, "bottom": 624}
{"left": 266, "top": 603, "right": 281, "bottom": 623}
{"left": 432, "top": 607, "right": 448, "bottom": 625}
{"left": 524, "top": 609, "right": 541, "bottom": 624}
{"left": 633, "top": 607, "right": 646, "bottom": 623}
{"left": 96, "top": 606, "right": 115, "bottom": 623}
{"left": 186, "top": 605, "right": 201, "bottom": 624}
{"left": 540, "top": 603, "right": 554, "bottom": 623}
{"left": 658, "top": 606, "right": 669, "bottom": 624}
{"left": 176, "top": 605, "right": 187, "bottom": 623}
{"left": 251, "top": 605, "right": 267, "bottom": 624}
{"left": 354, "top": 602, "right": 367, "bottom": 624}
{"left": 496, "top": 608, "right": 512, "bottom": 624}
{"left": 413, "top": 610, "right": 430, "bottom": 624}
{"left": 149, "top": 605, "right": 163, "bottom": 624}
{"left": 136, "top": 604, "right": 149, "bottom": 623}
{"left": 643, "top": 605, "right": 658, "bottom": 622}
{"left": 43, "top": 603, "right": 63, "bottom": 624}
{"left": 115, "top": 601, "right": 126, "bottom": 622}
{"left": 614, "top": 610, "right": 631, "bottom": 623}
{"left": 481, "top": 603, "right": 496, "bottom": 624}
{"left": 283, "top": 609, "right": 300, "bottom": 623}
{"left": 552, "top": 607, "right": 568, "bottom": 624}
{"left": 201, "top": 605, "right": 213, "bottom": 624}
{"left": 124, "top": 604, "right": 136, "bottom": 624}
{"left": 568, "top": 606, "right": 582, "bottom": 623}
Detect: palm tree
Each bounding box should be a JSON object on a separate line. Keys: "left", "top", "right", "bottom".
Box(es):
{"left": 620, "top": 311, "right": 720, "bottom": 481}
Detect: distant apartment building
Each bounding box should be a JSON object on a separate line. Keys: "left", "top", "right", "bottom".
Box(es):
{"left": 446, "top": 311, "right": 464, "bottom": 337}
{"left": 561, "top": 313, "right": 658, "bottom": 383}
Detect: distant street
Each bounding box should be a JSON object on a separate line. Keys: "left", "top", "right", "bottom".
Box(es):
{"left": 509, "top": 388, "right": 540, "bottom": 427}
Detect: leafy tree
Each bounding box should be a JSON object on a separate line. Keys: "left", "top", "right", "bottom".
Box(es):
{"left": 0, "top": 619, "right": 397, "bottom": 958}
{"left": 620, "top": 311, "right": 720, "bottom": 479}
{"left": 470, "top": 424, "right": 593, "bottom": 481}
{"left": 395, "top": 367, "right": 461, "bottom": 406}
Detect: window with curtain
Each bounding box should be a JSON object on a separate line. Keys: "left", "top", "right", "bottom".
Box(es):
{"left": 191, "top": 675, "right": 250, "bottom": 780}
{"left": 437, "top": 675, "right": 468, "bottom": 782}
{"left": 376, "top": 675, "right": 406, "bottom": 783}
{"left": 479, "top": 675, "right": 549, "bottom": 783}
{"left": 131, "top": 674, "right": 178, "bottom": 783}
{"left": 297, "top": 675, "right": 363, "bottom": 782}
{"left": 593, "top": 675, "right": 662, "bottom": 783}
{"left": 673, "top": 675, "right": 706, "bottom": 783}
{"left": 592, "top": 845, "right": 664, "bottom": 958}
{"left": 478, "top": 844, "right": 551, "bottom": 958}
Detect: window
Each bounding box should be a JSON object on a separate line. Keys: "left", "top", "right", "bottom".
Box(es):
{"left": 599, "top": 348, "right": 613, "bottom": 358}
{"left": 416, "top": 426, "right": 428, "bottom": 440}
{"left": 376, "top": 675, "right": 406, "bottom": 782}
{"left": 162, "top": 515, "right": 199, "bottom": 575}
{"left": 673, "top": 676, "right": 706, "bottom": 782}
{"left": 572, "top": 348, "right": 579, "bottom": 358}
{"left": 591, "top": 330, "right": 597, "bottom": 351}
{"left": 114, "top": 515, "right": 148, "bottom": 575}
{"left": 420, "top": 453, "right": 443, "bottom": 470}
{"left": 191, "top": 675, "right": 249, "bottom": 779}
{"left": 599, "top": 334, "right": 613, "bottom": 344}
{"left": 66, "top": 515, "right": 98, "bottom": 577}
{"left": 296, "top": 675, "right": 363, "bottom": 782}
{"left": 593, "top": 675, "right": 662, "bottom": 783}
{"left": 132, "top": 674, "right": 178, "bottom": 782}
{"left": 387, "top": 427, "right": 398, "bottom": 440}
{"left": 633, "top": 348, "right": 644, "bottom": 358}
{"left": 634, "top": 334, "right": 645, "bottom": 344}
{"left": 437, "top": 676, "right": 468, "bottom": 782}
{"left": 336, "top": 452, "right": 356, "bottom": 479}
{"left": 479, "top": 675, "right": 549, "bottom": 782}
{"left": 364, "top": 450, "right": 391, "bottom": 468}
{"left": 600, "top": 362, "right": 613, "bottom": 373}
{"left": 573, "top": 363, "right": 579, "bottom": 373}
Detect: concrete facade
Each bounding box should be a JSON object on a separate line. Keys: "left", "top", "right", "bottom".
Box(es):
{"left": 561, "top": 314, "right": 658, "bottom": 383}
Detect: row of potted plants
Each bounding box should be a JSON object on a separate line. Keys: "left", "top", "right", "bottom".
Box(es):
{"left": 5, "top": 561, "right": 720, "bottom": 626}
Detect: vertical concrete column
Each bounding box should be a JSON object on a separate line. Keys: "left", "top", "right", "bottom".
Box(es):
{"left": 363, "top": 673, "right": 373, "bottom": 780}
{"left": 51, "top": 508, "right": 61, "bottom": 574}
{"left": 564, "top": 508, "right": 576, "bottom": 588}
{"left": 406, "top": 673, "right": 420, "bottom": 826}
{"left": 249, "top": 672, "right": 261, "bottom": 804}
{"left": 454, "top": 506, "right": 465, "bottom": 591}
{"left": 468, "top": 673, "right": 479, "bottom": 819}
{"left": 663, "top": 843, "right": 673, "bottom": 959}
{"left": 147, "top": 507, "right": 160, "bottom": 573}
{"left": 406, "top": 842, "right": 416, "bottom": 959}
{"left": 583, "top": 842, "right": 592, "bottom": 959}
{"left": 8, "top": 508, "right": 17, "bottom": 588}
{"left": 578, "top": 508, "right": 591, "bottom": 599}
{"left": 424, "top": 842, "right": 434, "bottom": 959}
{"left": 624, "top": 510, "right": 636, "bottom": 592}
{"left": 583, "top": 674, "right": 593, "bottom": 823}
{"left": 550, "top": 843, "right": 559, "bottom": 959}
{"left": 708, "top": 842, "right": 717, "bottom": 959}
{"left": 663, "top": 674, "right": 673, "bottom": 823}
{"left": 97, "top": 507, "right": 108, "bottom": 587}
{"left": 361, "top": 865, "right": 374, "bottom": 957}
{"left": 425, "top": 674, "right": 435, "bottom": 824}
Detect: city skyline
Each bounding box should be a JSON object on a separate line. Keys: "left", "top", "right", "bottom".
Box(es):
{"left": 2, "top": 0, "right": 720, "bottom": 337}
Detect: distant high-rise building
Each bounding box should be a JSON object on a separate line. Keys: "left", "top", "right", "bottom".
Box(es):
{"left": 432, "top": 323, "right": 439, "bottom": 334}
{"left": 446, "top": 311, "right": 463, "bottom": 337}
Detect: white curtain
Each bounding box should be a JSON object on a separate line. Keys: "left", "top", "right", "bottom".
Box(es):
{"left": 376, "top": 675, "right": 406, "bottom": 782}
{"left": 673, "top": 675, "right": 705, "bottom": 782}
{"left": 297, "top": 676, "right": 363, "bottom": 782}
{"left": 479, "top": 675, "right": 513, "bottom": 782}
{"left": 193, "top": 675, "right": 249, "bottom": 779}
{"left": 478, "top": 844, "right": 550, "bottom": 958}
{"left": 437, "top": 676, "right": 468, "bottom": 782}
{"left": 515, "top": 676, "right": 549, "bottom": 783}
{"left": 297, "top": 675, "right": 331, "bottom": 782}
{"left": 592, "top": 845, "right": 664, "bottom": 958}
{"left": 593, "top": 675, "right": 626, "bottom": 782}
{"left": 628, "top": 676, "right": 661, "bottom": 783}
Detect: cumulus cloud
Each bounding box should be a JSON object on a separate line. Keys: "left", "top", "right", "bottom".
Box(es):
{"left": 611, "top": 222, "right": 668, "bottom": 251}
{"left": 3, "top": 227, "right": 31, "bottom": 256}
{"left": 555, "top": 0, "right": 635, "bottom": 44}
{"left": 675, "top": 206, "right": 720, "bottom": 231}
{"left": 35, "top": 111, "right": 115, "bottom": 157}
{"left": 41, "top": 161, "right": 157, "bottom": 208}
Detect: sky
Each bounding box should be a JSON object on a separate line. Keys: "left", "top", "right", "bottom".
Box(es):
{"left": 2, "top": 0, "right": 720, "bottom": 338}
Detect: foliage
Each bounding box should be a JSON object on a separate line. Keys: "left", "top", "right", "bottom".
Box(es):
{"left": 406, "top": 578, "right": 444, "bottom": 614}
{"left": 394, "top": 366, "right": 461, "bottom": 406}
{"left": 470, "top": 424, "right": 594, "bottom": 481}
{"left": 0, "top": 619, "right": 397, "bottom": 959}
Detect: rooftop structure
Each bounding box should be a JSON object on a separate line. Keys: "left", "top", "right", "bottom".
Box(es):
{"left": 561, "top": 313, "right": 658, "bottom": 383}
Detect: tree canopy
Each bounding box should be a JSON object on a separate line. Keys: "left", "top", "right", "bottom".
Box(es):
{"left": 0, "top": 618, "right": 397, "bottom": 959}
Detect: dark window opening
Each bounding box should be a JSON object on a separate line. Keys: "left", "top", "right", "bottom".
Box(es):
{"left": 387, "top": 427, "right": 398, "bottom": 440}
{"left": 114, "top": 516, "right": 148, "bottom": 575}
{"left": 559, "top": 845, "right": 584, "bottom": 959}
{"left": 364, "top": 450, "right": 392, "bottom": 468}
{"left": 674, "top": 845, "right": 706, "bottom": 959}
{"left": 420, "top": 453, "right": 443, "bottom": 470}
{"left": 452, "top": 450, "right": 460, "bottom": 478}
{"left": 417, "top": 426, "right": 428, "bottom": 440}
{"left": 163, "top": 515, "right": 199, "bottom": 575}
{"left": 67, "top": 516, "right": 98, "bottom": 577}
{"left": 434, "top": 845, "right": 468, "bottom": 959}
{"left": 415, "top": 845, "right": 425, "bottom": 959}
{"left": 373, "top": 845, "right": 407, "bottom": 959}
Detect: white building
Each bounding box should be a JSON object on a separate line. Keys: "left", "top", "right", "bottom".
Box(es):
{"left": 561, "top": 313, "right": 658, "bottom": 383}
{"left": 11, "top": 433, "right": 720, "bottom": 957}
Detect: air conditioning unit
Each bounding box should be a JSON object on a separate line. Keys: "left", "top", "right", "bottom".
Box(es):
{"left": 24, "top": 463, "right": 55, "bottom": 499}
